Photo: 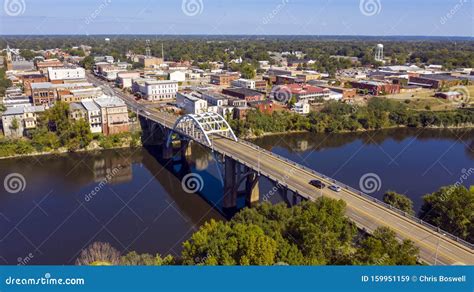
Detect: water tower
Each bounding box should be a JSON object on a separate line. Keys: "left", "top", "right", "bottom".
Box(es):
{"left": 375, "top": 44, "right": 384, "bottom": 62}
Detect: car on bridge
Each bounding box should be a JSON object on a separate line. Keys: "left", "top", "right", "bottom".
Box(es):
{"left": 329, "top": 184, "right": 342, "bottom": 192}
{"left": 309, "top": 180, "right": 326, "bottom": 189}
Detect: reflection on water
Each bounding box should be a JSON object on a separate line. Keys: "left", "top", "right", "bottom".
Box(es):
{"left": 0, "top": 147, "right": 224, "bottom": 265}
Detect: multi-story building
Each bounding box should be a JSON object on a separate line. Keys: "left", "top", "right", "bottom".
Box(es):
{"left": 169, "top": 71, "right": 186, "bottom": 82}
{"left": 21, "top": 74, "right": 48, "bottom": 96}
{"left": 176, "top": 92, "right": 208, "bottom": 114}
{"left": 255, "top": 80, "right": 267, "bottom": 92}
{"left": 134, "top": 80, "right": 178, "bottom": 101}
{"left": 283, "top": 84, "right": 331, "bottom": 103}
{"left": 408, "top": 74, "right": 464, "bottom": 89}
{"left": 222, "top": 87, "right": 265, "bottom": 102}
{"left": 210, "top": 72, "right": 240, "bottom": 86}
{"left": 296, "top": 71, "right": 321, "bottom": 82}
{"left": 1, "top": 105, "right": 45, "bottom": 137}
{"left": 199, "top": 91, "right": 229, "bottom": 107}
{"left": 248, "top": 100, "right": 274, "bottom": 114}
{"left": 59, "top": 87, "right": 103, "bottom": 103}
{"left": 81, "top": 99, "right": 103, "bottom": 134}
{"left": 31, "top": 82, "right": 56, "bottom": 105}
{"left": 349, "top": 80, "right": 401, "bottom": 95}
{"left": 276, "top": 75, "right": 304, "bottom": 85}
{"left": 139, "top": 56, "right": 164, "bottom": 68}
{"left": 69, "top": 102, "right": 87, "bottom": 121}
{"left": 94, "top": 96, "right": 130, "bottom": 135}
{"left": 116, "top": 72, "right": 141, "bottom": 89}
{"left": 36, "top": 58, "right": 63, "bottom": 72}
{"left": 47, "top": 67, "right": 86, "bottom": 82}
{"left": 231, "top": 78, "right": 256, "bottom": 90}
{"left": 94, "top": 56, "right": 115, "bottom": 64}
{"left": 292, "top": 100, "right": 310, "bottom": 115}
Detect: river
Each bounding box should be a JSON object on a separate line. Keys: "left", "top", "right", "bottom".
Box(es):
{"left": 0, "top": 128, "right": 472, "bottom": 265}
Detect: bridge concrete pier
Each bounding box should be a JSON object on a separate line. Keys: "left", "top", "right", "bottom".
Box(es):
{"left": 223, "top": 159, "right": 238, "bottom": 209}
{"left": 245, "top": 172, "right": 259, "bottom": 207}
{"left": 222, "top": 157, "right": 260, "bottom": 209}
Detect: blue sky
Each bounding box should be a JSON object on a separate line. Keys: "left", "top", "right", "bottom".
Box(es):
{"left": 0, "top": 0, "right": 473, "bottom": 36}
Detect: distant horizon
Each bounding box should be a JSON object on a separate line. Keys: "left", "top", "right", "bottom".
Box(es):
{"left": 0, "top": 34, "right": 472, "bottom": 39}
{"left": 0, "top": 0, "right": 472, "bottom": 37}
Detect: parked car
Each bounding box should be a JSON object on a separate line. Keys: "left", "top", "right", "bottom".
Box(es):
{"left": 329, "top": 185, "right": 342, "bottom": 192}
{"left": 309, "top": 180, "right": 326, "bottom": 189}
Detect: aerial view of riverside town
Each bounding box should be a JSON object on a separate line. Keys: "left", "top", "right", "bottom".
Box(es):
{"left": 0, "top": 0, "right": 473, "bottom": 291}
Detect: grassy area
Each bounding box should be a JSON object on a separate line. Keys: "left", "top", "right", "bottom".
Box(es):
{"left": 386, "top": 85, "right": 474, "bottom": 111}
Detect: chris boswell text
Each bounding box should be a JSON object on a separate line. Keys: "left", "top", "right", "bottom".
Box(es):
{"left": 361, "top": 275, "right": 467, "bottom": 283}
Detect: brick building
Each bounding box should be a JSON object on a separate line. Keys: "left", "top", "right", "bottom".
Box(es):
{"left": 222, "top": 87, "right": 265, "bottom": 102}
{"left": 349, "top": 81, "right": 401, "bottom": 95}
{"left": 22, "top": 74, "right": 48, "bottom": 96}
{"left": 210, "top": 72, "right": 240, "bottom": 86}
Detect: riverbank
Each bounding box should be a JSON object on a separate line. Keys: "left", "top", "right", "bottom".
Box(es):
{"left": 240, "top": 123, "right": 474, "bottom": 139}
{"left": 0, "top": 134, "right": 142, "bottom": 160}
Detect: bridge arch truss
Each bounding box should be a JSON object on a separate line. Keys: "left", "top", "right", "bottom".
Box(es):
{"left": 167, "top": 112, "right": 238, "bottom": 147}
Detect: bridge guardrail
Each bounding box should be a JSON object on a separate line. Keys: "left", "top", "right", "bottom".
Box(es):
{"left": 239, "top": 139, "right": 474, "bottom": 250}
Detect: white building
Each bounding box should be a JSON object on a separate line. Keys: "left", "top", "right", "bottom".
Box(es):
{"left": 292, "top": 100, "right": 310, "bottom": 115}
{"left": 200, "top": 91, "right": 229, "bottom": 107}
{"left": 176, "top": 92, "right": 208, "bottom": 114}
{"left": 136, "top": 80, "right": 178, "bottom": 101}
{"left": 1, "top": 105, "right": 46, "bottom": 137}
{"left": 48, "top": 67, "right": 85, "bottom": 81}
{"left": 116, "top": 72, "right": 141, "bottom": 88}
{"left": 169, "top": 71, "right": 186, "bottom": 82}
{"left": 81, "top": 99, "right": 103, "bottom": 134}
{"left": 231, "top": 78, "right": 256, "bottom": 90}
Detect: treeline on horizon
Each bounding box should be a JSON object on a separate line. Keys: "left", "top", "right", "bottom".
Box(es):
{"left": 2, "top": 36, "right": 474, "bottom": 70}
{"left": 230, "top": 98, "right": 474, "bottom": 137}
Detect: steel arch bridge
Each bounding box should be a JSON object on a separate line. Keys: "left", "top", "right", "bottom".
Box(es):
{"left": 167, "top": 112, "right": 238, "bottom": 147}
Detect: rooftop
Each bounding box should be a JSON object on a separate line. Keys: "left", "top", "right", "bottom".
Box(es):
{"left": 419, "top": 74, "right": 460, "bottom": 81}
{"left": 81, "top": 99, "right": 100, "bottom": 112}
{"left": 3, "top": 105, "right": 45, "bottom": 116}
{"left": 94, "top": 95, "right": 126, "bottom": 108}
{"left": 285, "top": 84, "right": 329, "bottom": 94}
{"left": 223, "top": 87, "right": 263, "bottom": 97}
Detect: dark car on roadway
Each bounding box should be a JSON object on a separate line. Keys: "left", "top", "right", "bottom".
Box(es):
{"left": 309, "top": 180, "right": 326, "bottom": 189}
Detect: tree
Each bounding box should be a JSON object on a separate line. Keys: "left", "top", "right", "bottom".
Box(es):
{"left": 355, "top": 227, "right": 419, "bottom": 265}
{"left": 120, "top": 252, "right": 174, "bottom": 266}
{"left": 419, "top": 185, "right": 474, "bottom": 242}
{"left": 10, "top": 117, "right": 20, "bottom": 136}
{"left": 240, "top": 63, "right": 256, "bottom": 79}
{"left": 383, "top": 191, "right": 414, "bottom": 215}
{"left": 80, "top": 56, "right": 94, "bottom": 70}
{"left": 182, "top": 220, "right": 278, "bottom": 265}
{"left": 75, "top": 242, "right": 120, "bottom": 266}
